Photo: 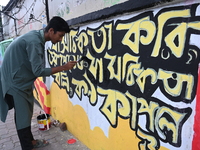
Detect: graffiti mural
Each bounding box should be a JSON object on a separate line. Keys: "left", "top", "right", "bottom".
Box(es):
{"left": 34, "top": 77, "right": 51, "bottom": 114}
{"left": 46, "top": 3, "right": 200, "bottom": 150}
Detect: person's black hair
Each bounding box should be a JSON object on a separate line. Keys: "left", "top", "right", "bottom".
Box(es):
{"left": 44, "top": 16, "right": 70, "bottom": 33}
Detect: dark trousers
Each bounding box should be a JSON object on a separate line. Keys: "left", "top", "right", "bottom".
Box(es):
{"left": 5, "top": 94, "right": 34, "bottom": 150}
{"left": 17, "top": 126, "right": 34, "bottom": 150}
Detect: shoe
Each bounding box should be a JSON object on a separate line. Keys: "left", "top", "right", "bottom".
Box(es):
{"left": 33, "top": 139, "right": 49, "bottom": 148}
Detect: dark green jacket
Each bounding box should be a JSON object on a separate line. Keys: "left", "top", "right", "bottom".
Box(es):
{"left": 0, "top": 30, "right": 52, "bottom": 129}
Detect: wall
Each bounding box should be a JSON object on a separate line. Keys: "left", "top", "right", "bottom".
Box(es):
{"left": 1, "top": 0, "right": 200, "bottom": 149}
{"left": 48, "top": 0, "right": 128, "bottom": 21}
{"left": 1, "top": 0, "right": 129, "bottom": 39}
{"left": 1, "top": 0, "right": 46, "bottom": 39}
{"left": 33, "top": 0, "right": 200, "bottom": 150}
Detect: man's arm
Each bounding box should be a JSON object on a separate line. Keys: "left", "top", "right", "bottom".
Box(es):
{"left": 51, "top": 61, "right": 77, "bottom": 74}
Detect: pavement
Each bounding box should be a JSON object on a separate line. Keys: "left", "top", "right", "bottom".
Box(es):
{"left": 0, "top": 103, "right": 90, "bottom": 150}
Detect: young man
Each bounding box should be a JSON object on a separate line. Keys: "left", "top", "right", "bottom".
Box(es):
{"left": 0, "top": 16, "right": 77, "bottom": 150}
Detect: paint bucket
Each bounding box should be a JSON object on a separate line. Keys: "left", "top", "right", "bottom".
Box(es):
{"left": 37, "top": 110, "right": 51, "bottom": 131}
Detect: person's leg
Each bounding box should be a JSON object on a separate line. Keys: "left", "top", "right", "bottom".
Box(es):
{"left": 17, "top": 126, "right": 34, "bottom": 150}
{"left": 7, "top": 92, "right": 49, "bottom": 150}
{"left": 6, "top": 93, "right": 34, "bottom": 150}
{"left": 17, "top": 126, "right": 49, "bottom": 150}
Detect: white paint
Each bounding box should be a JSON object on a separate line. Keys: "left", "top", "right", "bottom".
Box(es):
{"left": 0, "top": 0, "right": 9, "bottom": 6}
{"left": 70, "top": 94, "right": 110, "bottom": 137}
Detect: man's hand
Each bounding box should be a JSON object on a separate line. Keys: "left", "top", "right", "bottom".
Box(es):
{"left": 51, "top": 61, "right": 77, "bottom": 74}
{"left": 62, "top": 61, "right": 77, "bottom": 71}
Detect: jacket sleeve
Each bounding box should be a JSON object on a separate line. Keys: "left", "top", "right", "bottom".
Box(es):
{"left": 26, "top": 42, "right": 52, "bottom": 77}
